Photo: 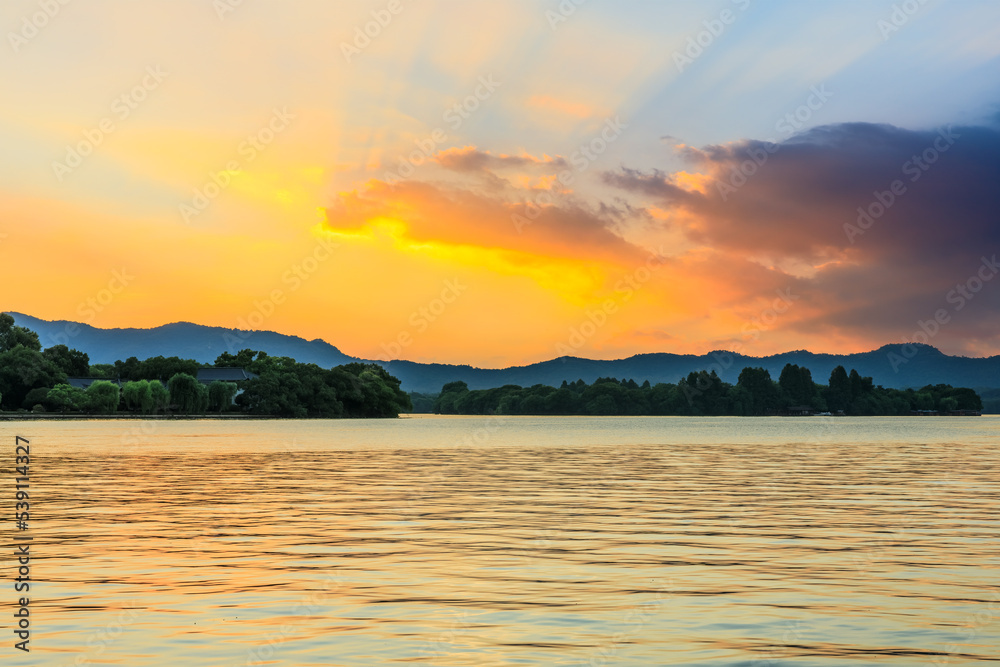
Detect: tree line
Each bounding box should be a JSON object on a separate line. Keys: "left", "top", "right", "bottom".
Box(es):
{"left": 432, "top": 364, "right": 983, "bottom": 416}
{"left": 0, "top": 315, "right": 410, "bottom": 417}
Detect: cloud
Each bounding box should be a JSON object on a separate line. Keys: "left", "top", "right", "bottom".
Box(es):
{"left": 323, "top": 174, "right": 646, "bottom": 270}
{"left": 604, "top": 121, "right": 1000, "bottom": 352}
{"left": 433, "top": 146, "right": 567, "bottom": 173}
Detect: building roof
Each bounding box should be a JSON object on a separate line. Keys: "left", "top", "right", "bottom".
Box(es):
{"left": 196, "top": 368, "right": 258, "bottom": 383}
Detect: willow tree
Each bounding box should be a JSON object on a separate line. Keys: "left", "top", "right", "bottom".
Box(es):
{"left": 86, "top": 381, "right": 120, "bottom": 414}
{"left": 122, "top": 380, "right": 155, "bottom": 414}
{"left": 167, "top": 373, "right": 208, "bottom": 414}
{"left": 207, "top": 381, "right": 238, "bottom": 413}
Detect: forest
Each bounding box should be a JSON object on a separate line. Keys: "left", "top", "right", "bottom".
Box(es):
{"left": 0, "top": 314, "right": 411, "bottom": 417}
{"left": 1, "top": 314, "right": 985, "bottom": 418}
{"left": 432, "top": 365, "right": 983, "bottom": 416}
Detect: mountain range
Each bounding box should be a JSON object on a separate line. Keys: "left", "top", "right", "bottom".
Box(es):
{"left": 9, "top": 312, "right": 999, "bottom": 394}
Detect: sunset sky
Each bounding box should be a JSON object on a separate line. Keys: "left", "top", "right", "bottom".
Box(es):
{"left": 3, "top": 0, "right": 1000, "bottom": 366}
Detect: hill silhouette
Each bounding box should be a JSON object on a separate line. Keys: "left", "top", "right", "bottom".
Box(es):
{"left": 9, "top": 312, "right": 999, "bottom": 394}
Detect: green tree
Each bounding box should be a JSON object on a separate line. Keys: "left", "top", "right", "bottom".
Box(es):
{"left": 114, "top": 357, "right": 141, "bottom": 381}
{"left": 779, "top": 363, "right": 819, "bottom": 408}
{"left": 86, "top": 380, "right": 120, "bottom": 414}
{"left": 496, "top": 387, "right": 523, "bottom": 415}
{"left": 0, "top": 345, "right": 66, "bottom": 410}
{"left": 948, "top": 387, "right": 982, "bottom": 411}
{"left": 207, "top": 381, "right": 238, "bottom": 413}
{"left": 849, "top": 369, "right": 872, "bottom": 396}
{"left": 408, "top": 392, "right": 439, "bottom": 413}
{"left": 46, "top": 384, "right": 88, "bottom": 413}
{"left": 678, "top": 370, "right": 730, "bottom": 415}
{"left": 737, "top": 367, "right": 780, "bottom": 415}
{"left": 0, "top": 313, "right": 41, "bottom": 352}
{"left": 582, "top": 379, "right": 628, "bottom": 415}
{"left": 340, "top": 363, "right": 412, "bottom": 416}
{"left": 149, "top": 381, "right": 170, "bottom": 414}
{"left": 139, "top": 356, "right": 200, "bottom": 382}
{"left": 422, "top": 369, "right": 984, "bottom": 418}
{"left": 434, "top": 381, "right": 470, "bottom": 414}
{"left": 122, "top": 380, "right": 154, "bottom": 414}
{"left": 647, "top": 382, "right": 680, "bottom": 415}
{"left": 23, "top": 387, "right": 54, "bottom": 410}
{"left": 235, "top": 360, "right": 409, "bottom": 418}
{"left": 168, "top": 373, "right": 208, "bottom": 414}
{"left": 236, "top": 370, "right": 307, "bottom": 417}
{"left": 544, "top": 387, "right": 580, "bottom": 415}
{"left": 585, "top": 394, "right": 617, "bottom": 415}
{"left": 89, "top": 363, "right": 118, "bottom": 379}
{"left": 825, "top": 365, "right": 852, "bottom": 412}
{"left": 215, "top": 349, "right": 259, "bottom": 368}
{"left": 42, "top": 344, "right": 90, "bottom": 376}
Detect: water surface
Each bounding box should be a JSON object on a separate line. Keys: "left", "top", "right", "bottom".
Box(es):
{"left": 3, "top": 416, "right": 999, "bottom": 666}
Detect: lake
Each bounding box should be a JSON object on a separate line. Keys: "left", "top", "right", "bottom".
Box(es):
{"left": 3, "top": 416, "right": 999, "bottom": 666}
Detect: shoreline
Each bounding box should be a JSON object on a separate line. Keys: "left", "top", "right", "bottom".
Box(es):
{"left": 1, "top": 412, "right": 988, "bottom": 421}
{"left": 1, "top": 413, "right": 275, "bottom": 421}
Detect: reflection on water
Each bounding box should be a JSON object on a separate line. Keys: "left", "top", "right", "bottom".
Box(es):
{"left": 3, "top": 416, "right": 1000, "bottom": 666}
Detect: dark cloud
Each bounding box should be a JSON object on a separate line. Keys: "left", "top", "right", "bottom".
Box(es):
{"left": 605, "top": 121, "right": 1000, "bottom": 351}
{"left": 609, "top": 122, "right": 1000, "bottom": 260}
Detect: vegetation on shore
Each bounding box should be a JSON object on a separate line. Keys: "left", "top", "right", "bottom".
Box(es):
{"left": 2, "top": 314, "right": 985, "bottom": 418}
{"left": 431, "top": 365, "right": 983, "bottom": 416}
{"left": 0, "top": 315, "right": 410, "bottom": 417}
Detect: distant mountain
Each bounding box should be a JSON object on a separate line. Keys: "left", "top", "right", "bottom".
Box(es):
{"left": 9, "top": 312, "right": 999, "bottom": 394}
{"left": 10, "top": 312, "right": 355, "bottom": 369}
{"left": 382, "top": 346, "right": 1000, "bottom": 394}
